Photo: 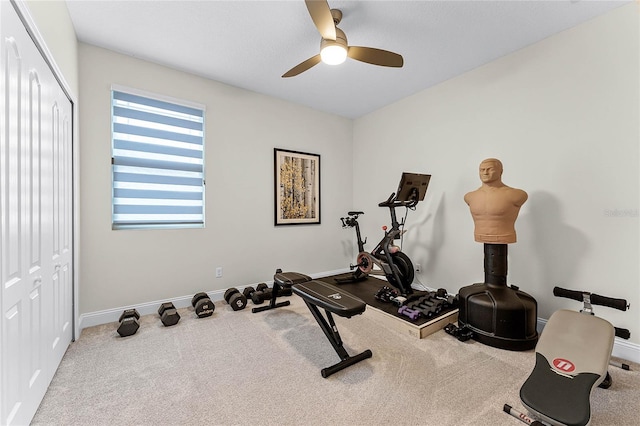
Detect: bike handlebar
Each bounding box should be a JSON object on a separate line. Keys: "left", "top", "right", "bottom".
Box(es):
{"left": 378, "top": 192, "right": 396, "bottom": 207}
{"left": 378, "top": 192, "right": 418, "bottom": 208}
{"left": 553, "top": 286, "right": 629, "bottom": 311}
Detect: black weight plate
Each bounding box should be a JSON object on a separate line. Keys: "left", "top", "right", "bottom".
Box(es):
{"left": 229, "top": 293, "right": 247, "bottom": 311}
{"left": 256, "top": 283, "right": 268, "bottom": 292}
{"left": 119, "top": 308, "right": 140, "bottom": 323}
{"left": 251, "top": 291, "right": 265, "bottom": 305}
{"left": 224, "top": 288, "right": 239, "bottom": 302}
{"left": 242, "top": 286, "right": 255, "bottom": 299}
{"left": 161, "top": 308, "right": 180, "bottom": 326}
{"left": 158, "top": 302, "right": 175, "bottom": 316}
{"left": 195, "top": 297, "right": 215, "bottom": 317}
{"left": 117, "top": 317, "right": 140, "bottom": 337}
{"left": 191, "top": 292, "right": 209, "bottom": 307}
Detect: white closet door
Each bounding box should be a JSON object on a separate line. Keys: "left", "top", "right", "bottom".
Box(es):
{"left": 48, "top": 88, "right": 73, "bottom": 371}
{"left": 1, "top": 2, "right": 73, "bottom": 425}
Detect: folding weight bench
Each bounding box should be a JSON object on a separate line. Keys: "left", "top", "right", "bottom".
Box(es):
{"left": 292, "top": 280, "right": 373, "bottom": 378}
{"left": 505, "top": 287, "right": 630, "bottom": 426}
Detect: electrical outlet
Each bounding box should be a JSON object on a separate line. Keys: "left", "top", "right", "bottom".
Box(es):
{"left": 215, "top": 267, "right": 223, "bottom": 278}
{"left": 415, "top": 263, "right": 421, "bottom": 273}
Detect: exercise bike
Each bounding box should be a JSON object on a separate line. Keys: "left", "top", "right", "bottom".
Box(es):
{"left": 336, "top": 173, "right": 431, "bottom": 296}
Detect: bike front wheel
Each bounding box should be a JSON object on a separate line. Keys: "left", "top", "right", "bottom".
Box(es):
{"left": 388, "top": 251, "right": 415, "bottom": 293}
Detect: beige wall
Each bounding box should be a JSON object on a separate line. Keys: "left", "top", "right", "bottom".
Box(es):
{"left": 78, "top": 44, "right": 354, "bottom": 313}
{"left": 24, "top": 0, "right": 78, "bottom": 97}
{"left": 354, "top": 4, "right": 639, "bottom": 343}
{"left": 21, "top": 1, "right": 640, "bottom": 347}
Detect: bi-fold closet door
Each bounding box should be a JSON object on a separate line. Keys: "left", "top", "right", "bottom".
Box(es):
{"left": 1, "top": 1, "right": 74, "bottom": 425}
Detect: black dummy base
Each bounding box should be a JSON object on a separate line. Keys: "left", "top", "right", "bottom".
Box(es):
{"left": 457, "top": 244, "right": 538, "bottom": 351}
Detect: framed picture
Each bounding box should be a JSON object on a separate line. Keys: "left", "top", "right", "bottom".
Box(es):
{"left": 274, "top": 148, "right": 320, "bottom": 226}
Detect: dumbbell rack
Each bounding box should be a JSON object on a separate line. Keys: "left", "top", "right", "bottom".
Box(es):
{"left": 400, "top": 290, "right": 457, "bottom": 321}
{"left": 368, "top": 300, "right": 458, "bottom": 339}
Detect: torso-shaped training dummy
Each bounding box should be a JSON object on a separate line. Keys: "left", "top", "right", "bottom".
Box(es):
{"left": 464, "top": 158, "right": 527, "bottom": 244}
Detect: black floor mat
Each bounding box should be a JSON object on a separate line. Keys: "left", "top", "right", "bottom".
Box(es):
{"left": 316, "top": 273, "right": 457, "bottom": 326}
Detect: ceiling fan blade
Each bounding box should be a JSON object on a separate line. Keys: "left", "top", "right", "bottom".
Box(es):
{"left": 282, "top": 54, "right": 322, "bottom": 78}
{"left": 348, "top": 46, "right": 404, "bottom": 68}
{"left": 305, "top": 0, "right": 336, "bottom": 40}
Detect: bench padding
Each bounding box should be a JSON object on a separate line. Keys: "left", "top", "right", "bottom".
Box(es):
{"left": 274, "top": 271, "right": 312, "bottom": 287}
{"left": 292, "top": 280, "right": 366, "bottom": 318}
{"left": 520, "top": 309, "right": 615, "bottom": 426}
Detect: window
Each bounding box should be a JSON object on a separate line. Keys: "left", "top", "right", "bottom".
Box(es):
{"left": 111, "top": 87, "right": 205, "bottom": 229}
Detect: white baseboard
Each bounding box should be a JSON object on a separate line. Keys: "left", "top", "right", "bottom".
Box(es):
{"left": 77, "top": 268, "right": 351, "bottom": 331}
{"left": 537, "top": 318, "right": 639, "bottom": 364}
{"left": 78, "top": 270, "right": 639, "bottom": 366}
{"left": 77, "top": 289, "right": 227, "bottom": 330}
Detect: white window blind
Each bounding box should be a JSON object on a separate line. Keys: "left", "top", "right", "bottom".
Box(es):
{"left": 111, "top": 89, "right": 205, "bottom": 229}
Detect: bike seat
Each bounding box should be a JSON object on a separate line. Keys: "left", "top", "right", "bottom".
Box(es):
{"left": 347, "top": 211, "right": 364, "bottom": 216}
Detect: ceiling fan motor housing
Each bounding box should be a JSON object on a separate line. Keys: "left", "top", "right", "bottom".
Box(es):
{"left": 330, "top": 8, "right": 343, "bottom": 25}
{"left": 320, "top": 27, "right": 347, "bottom": 50}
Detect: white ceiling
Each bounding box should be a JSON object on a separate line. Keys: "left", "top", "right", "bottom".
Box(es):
{"left": 65, "top": 0, "right": 630, "bottom": 119}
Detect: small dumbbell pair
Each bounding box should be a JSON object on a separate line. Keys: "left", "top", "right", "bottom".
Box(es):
{"left": 223, "top": 284, "right": 269, "bottom": 309}
{"left": 118, "top": 304, "right": 180, "bottom": 335}
{"left": 160, "top": 295, "right": 215, "bottom": 324}
{"left": 398, "top": 305, "right": 421, "bottom": 321}
{"left": 224, "top": 283, "right": 292, "bottom": 310}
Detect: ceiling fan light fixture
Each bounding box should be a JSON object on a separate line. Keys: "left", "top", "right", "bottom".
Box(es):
{"left": 282, "top": 4, "right": 403, "bottom": 77}
{"left": 320, "top": 42, "right": 347, "bottom": 65}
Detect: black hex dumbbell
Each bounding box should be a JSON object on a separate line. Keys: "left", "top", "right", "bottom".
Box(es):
{"left": 251, "top": 283, "right": 292, "bottom": 304}
{"left": 191, "top": 292, "right": 215, "bottom": 318}
{"left": 407, "top": 298, "right": 438, "bottom": 318}
{"left": 224, "top": 288, "right": 247, "bottom": 311}
{"left": 117, "top": 309, "right": 140, "bottom": 337}
{"left": 242, "top": 286, "right": 255, "bottom": 301}
{"left": 242, "top": 283, "right": 267, "bottom": 304}
{"left": 251, "top": 286, "right": 273, "bottom": 305}
{"left": 158, "top": 302, "right": 180, "bottom": 326}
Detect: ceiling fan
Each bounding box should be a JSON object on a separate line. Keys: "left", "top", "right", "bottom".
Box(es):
{"left": 282, "top": 0, "right": 404, "bottom": 78}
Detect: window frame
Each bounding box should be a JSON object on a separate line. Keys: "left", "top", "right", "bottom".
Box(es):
{"left": 110, "top": 84, "right": 206, "bottom": 230}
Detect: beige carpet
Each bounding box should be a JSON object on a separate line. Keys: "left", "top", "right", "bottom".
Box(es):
{"left": 32, "top": 295, "right": 639, "bottom": 425}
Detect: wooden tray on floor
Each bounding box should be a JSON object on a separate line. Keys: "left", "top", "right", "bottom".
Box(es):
{"left": 317, "top": 273, "right": 459, "bottom": 339}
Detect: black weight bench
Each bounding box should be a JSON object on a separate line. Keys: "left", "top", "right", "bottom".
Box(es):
{"left": 292, "top": 280, "right": 372, "bottom": 378}
{"left": 252, "top": 270, "right": 311, "bottom": 314}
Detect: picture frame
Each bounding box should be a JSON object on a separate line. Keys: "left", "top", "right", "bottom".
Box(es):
{"left": 274, "top": 148, "right": 321, "bottom": 226}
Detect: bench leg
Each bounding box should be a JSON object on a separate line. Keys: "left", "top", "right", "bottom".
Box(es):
{"left": 303, "top": 300, "right": 373, "bottom": 378}
{"left": 252, "top": 283, "right": 291, "bottom": 313}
